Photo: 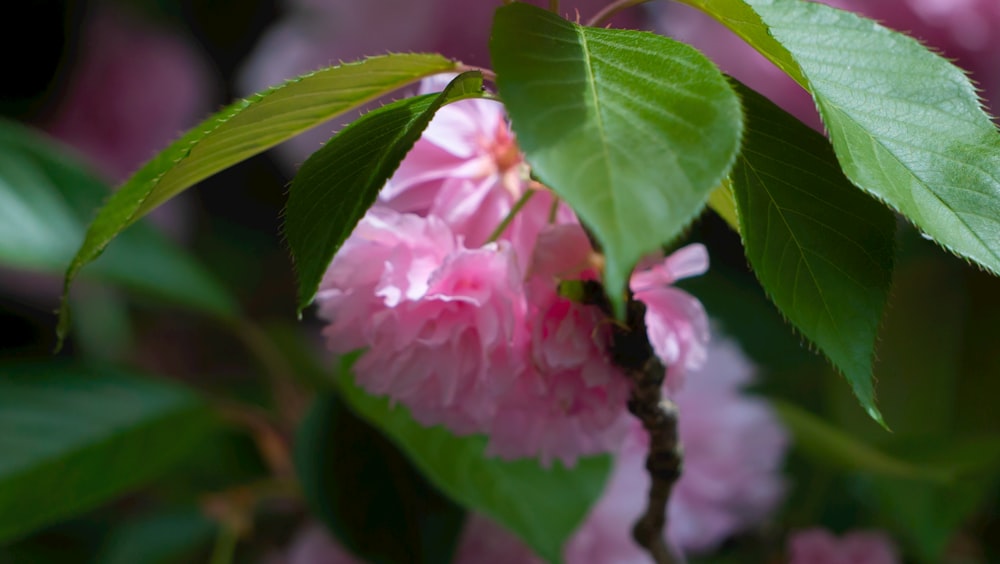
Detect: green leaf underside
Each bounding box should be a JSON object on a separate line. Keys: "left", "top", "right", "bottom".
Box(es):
{"left": 682, "top": 0, "right": 1000, "bottom": 278}
{"left": 490, "top": 3, "right": 743, "bottom": 315}
{"left": 0, "top": 362, "right": 214, "bottom": 542}
{"left": 731, "top": 83, "right": 895, "bottom": 425}
{"left": 58, "top": 53, "right": 457, "bottom": 340}
{"left": 0, "top": 120, "right": 236, "bottom": 316}
{"left": 286, "top": 71, "right": 485, "bottom": 312}
{"left": 336, "top": 368, "right": 610, "bottom": 564}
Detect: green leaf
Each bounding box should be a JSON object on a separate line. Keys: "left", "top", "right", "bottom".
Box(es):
{"left": 681, "top": 0, "right": 1000, "bottom": 280}
{"left": 58, "top": 53, "right": 457, "bottom": 341}
{"left": 295, "top": 393, "right": 465, "bottom": 564}
{"left": 730, "top": 83, "right": 895, "bottom": 425}
{"left": 773, "top": 401, "right": 950, "bottom": 483}
{"left": 860, "top": 438, "right": 1000, "bottom": 562}
{"left": 0, "top": 362, "right": 216, "bottom": 542}
{"left": 490, "top": 3, "right": 743, "bottom": 315}
{"left": 0, "top": 120, "right": 236, "bottom": 317}
{"left": 336, "top": 366, "right": 610, "bottom": 563}
{"left": 286, "top": 71, "right": 485, "bottom": 311}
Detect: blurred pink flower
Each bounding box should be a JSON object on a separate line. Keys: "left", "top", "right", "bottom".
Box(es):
{"left": 653, "top": 0, "right": 1000, "bottom": 128}
{"left": 565, "top": 335, "right": 788, "bottom": 558}
{"left": 787, "top": 528, "right": 901, "bottom": 564}
{"left": 273, "top": 524, "right": 363, "bottom": 564}
{"left": 453, "top": 513, "right": 545, "bottom": 564}
{"left": 44, "top": 7, "right": 213, "bottom": 183}
{"left": 455, "top": 336, "right": 789, "bottom": 562}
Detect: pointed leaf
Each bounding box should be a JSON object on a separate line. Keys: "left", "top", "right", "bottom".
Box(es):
{"left": 681, "top": 0, "right": 1000, "bottom": 279}
{"left": 0, "top": 362, "right": 215, "bottom": 542}
{"left": 0, "top": 120, "right": 236, "bottom": 318}
{"left": 490, "top": 3, "right": 743, "bottom": 314}
{"left": 772, "top": 401, "right": 949, "bottom": 483}
{"left": 58, "top": 53, "right": 457, "bottom": 340}
{"left": 286, "top": 72, "right": 484, "bottom": 311}
{"left": 730, "top": 84, "right": 895, "bottom": 424}
{"left": 336, "top": 366, "right": 610, "bottom": 564}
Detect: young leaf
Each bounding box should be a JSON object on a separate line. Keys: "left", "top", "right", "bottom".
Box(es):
{"left": 0, "top": 362, "right": 216, "bottom": 542}
{"left": 58, "top": 53, "right": 457, "bottom": 341}
{"left": 286, "top": 71, "right": 485, "bottom": 312}
{"left": 490, "top": 3, "right": 743, "bottom": 315}
{"left": 295, "top": 393, "right": 465, "bottom": 564}
{"left": 336, "top": 367, "right": 610, "bottom": 564}
{"left": 730, "top": 84, "right": 895, "bottom": 425}
{"left": 681, "top": 0, "right": 1000, "bottom": 280}
{"left": 0, "top": 120, "right": 236, "bottom": 318}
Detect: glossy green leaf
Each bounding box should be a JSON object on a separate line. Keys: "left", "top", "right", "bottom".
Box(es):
{"left": 0, "top": 120, "right": 235, "bottom": 317}
{"left": 681, "top": 0, "right": 1000, "bottom": 279}
{"left": 730, "top": 83, "right": 895, "bottom": 425}
{"left": 490, "top": 3, "right": 743, "bottom": 315}
{"left": 0, "top": 362, "right": 216, "bottom": 542}
{"left": 773, "top": 401, "right": 950, "bottom": 483}
{"left": 286, "top": 71, "right": 484, "bottom": 311}
{"left": 336, "top": 367, "right": 610, "bottom": 563}
{"left": 58, "top": 53, "right": 457, "bottom": 340}
{"left": 295, "top": 393, "right": 464, "bottom": 564}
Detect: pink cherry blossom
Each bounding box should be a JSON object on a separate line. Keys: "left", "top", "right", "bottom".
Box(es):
{"left": 317, "top": 74, "right": 713, "bottom": 464}
{"left": 378, "top": 77, "right": 532, "bottom": 249}
{"left": 315, "top": 207, "right": 528, "bottom": 432}
{"left": 44, "top": 7, "right": 213, "bottom": 183}
{"left": 787, "top": 528, "right": 901, "bottom": 564}
{"left": 631, "top": 243, "right": 711, "bottom": 391}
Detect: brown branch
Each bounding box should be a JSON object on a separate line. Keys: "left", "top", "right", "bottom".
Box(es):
{"left": 580, "top": 281, "right": 682, "bottom": 563}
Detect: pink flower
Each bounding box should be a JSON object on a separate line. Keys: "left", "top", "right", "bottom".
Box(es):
{"left": 44, "top": 7, "right": 213, "bottom": 182}
{"left": 787, "top": 528, "right": 901, "bottom": 564}
{"left": 379, "top": 77, "right": 533, "bottom": 249}
{"left": 316, "top": 75, "right": 713, "bottom": 465}
{"left": 315, "top": 207, "right": 528, "bottom": 432}
{"left": 631, "top": 244, "right": 711, "bottom": 391}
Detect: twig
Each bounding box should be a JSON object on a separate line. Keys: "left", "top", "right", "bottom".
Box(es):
{"left": 580, "top": 281, "right": 682, "bottom": 564}
{"left": 586, "top": 0, "right": 650, "bottom": 27}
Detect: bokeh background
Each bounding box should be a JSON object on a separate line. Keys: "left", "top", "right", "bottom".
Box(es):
{"left": 2, "top": 1, "right": 1000, "bottom": 562}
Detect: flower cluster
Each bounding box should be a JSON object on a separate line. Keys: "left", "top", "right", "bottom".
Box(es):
{"left": 287, "top": 335, "right": 790, "bottom": 561}
{"left": 315, "top": 76, "right": 710, "bottom": 465}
